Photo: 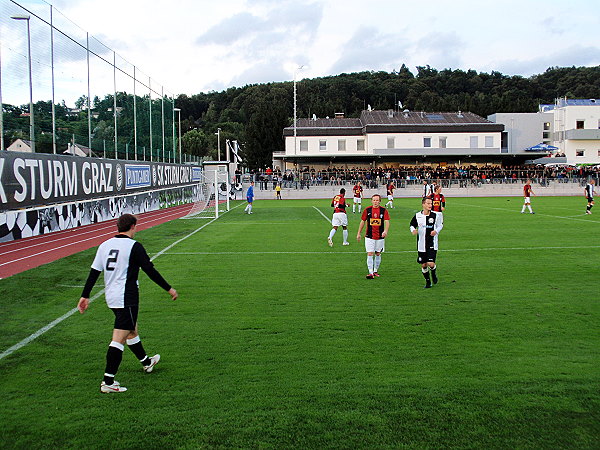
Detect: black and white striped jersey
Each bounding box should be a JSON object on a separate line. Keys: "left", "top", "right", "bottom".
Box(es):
{"left": 585, "top": 183, "right": 595, "bottom": 199}
{"left": 82, "top": 235, "right": 171, "bottom": 308}
{"left": 423, "top": 183, "right": 433, "bottom": 198}
{"left": 410, "top": 211, "right": 443, "bottom": 252}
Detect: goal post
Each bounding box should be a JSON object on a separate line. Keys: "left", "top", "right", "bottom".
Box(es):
{"left": 182, "top": 168, "right": 230, "bottom": 219}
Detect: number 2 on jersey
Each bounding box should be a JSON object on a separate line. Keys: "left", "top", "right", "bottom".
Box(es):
{"left": 106, "top": 249, "right": 120, "bottom": 271}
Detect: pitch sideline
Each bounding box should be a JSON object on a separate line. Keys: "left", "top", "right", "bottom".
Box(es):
{"left": 0, "top": 204, "right": 243, "bottom": 362}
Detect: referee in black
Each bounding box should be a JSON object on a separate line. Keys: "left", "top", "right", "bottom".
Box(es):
{"left": 78, "top": 213, "right": 178, "bottom": 393}
{"left": 410, "top": 197, "right": 444, "bottom": 288}
{"left": 585, "top": 179, "right": 595, "bottom": 214}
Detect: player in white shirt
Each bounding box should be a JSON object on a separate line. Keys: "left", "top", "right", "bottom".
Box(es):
{"left": 78, "top": 214, "right": 178, "bottom": 393}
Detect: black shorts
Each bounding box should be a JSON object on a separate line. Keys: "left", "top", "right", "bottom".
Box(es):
{"left": 417, "top": 250, "right": 437, "bottom": 264}
{"left": 587, "top": 197, "right": 594, "bottom": 203}
{"left": 111, "top": 306, "right": 139, "bottom": 331}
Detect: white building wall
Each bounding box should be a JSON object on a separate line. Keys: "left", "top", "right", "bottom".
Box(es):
{"left": 285, "top": 131, "right": 501, "bottom": 156}
{"left": 488, "top": 112, "right": 552, "bottom": 152}
{"left": 553, "top": 104, "right": 600, "bottom": 164}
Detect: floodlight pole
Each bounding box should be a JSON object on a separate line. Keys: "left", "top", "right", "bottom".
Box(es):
{"left": 12, "top": 15, "right": 35, "bottom": 152}
{"left": 216, "top": 127, "right": 221, "bottom": 161}
{"left": 293, "top": 65, "right": 304, "bottom": 160}
{"left": 174, "top": 108, "right": 181, "bottom": 164}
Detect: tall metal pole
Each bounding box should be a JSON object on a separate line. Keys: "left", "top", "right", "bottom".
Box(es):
{"left": 174, "top": 108, "right": 182, "bottom": 164}
{"left": 218, "top": 128, "right": 221, "bottom": 161}
{"left": 148, "top": 77, "right": 153, "bottom": 162}
{"left": 113, "top": 51, "right": 118, "bottom": 159}
{"left": 25, "top": 18, "right": 34, "bottom": 152}
{"left": 172, "top": 100, "right": 176, "bottom": 164}
{"left": 86, "top": 32, "right": 91, "bottom": 154}
{"left": 293, "top": 65, "right": 304, "bottom": 160}
{"left": 133, "top": 66, "right": 137, "bottom": 160}
{"left": 11, "top": 16, "right": 35, "bottom": 152}
{"left": 50, "top": 6, "right": 56, "bottom": 154}
{"left": 0, "top": 22, "right": 4, "bottom": 151}
{"left": 161, "top": 86, "right": 165, "bottom": 162}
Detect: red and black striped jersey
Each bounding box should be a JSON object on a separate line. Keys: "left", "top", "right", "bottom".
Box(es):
{"left": 361, "top": 206, "right": 390, "bottom": 239}
{"left": 353, "top": 185, "right": 363, "bottom": 198}
{"left": 331, "top": 195, "right": 347, "bottom": 213}
{"left": 428, "top": 193, "right": 446, "bottom": 212}
{"left": 524, "top": 184, "right": 532, "bottom": 197}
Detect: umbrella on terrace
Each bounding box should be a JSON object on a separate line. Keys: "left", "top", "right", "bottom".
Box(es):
{"left": 525, "top": 143, "right": 559, "bottom": 151}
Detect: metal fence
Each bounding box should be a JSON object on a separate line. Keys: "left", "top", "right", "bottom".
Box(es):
{"left": 1, "top": 0, "right": 193, "bottom": 163}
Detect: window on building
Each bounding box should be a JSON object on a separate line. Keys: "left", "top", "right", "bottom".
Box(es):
{"left": 439, "top": 137, "right": 447, "bottom": 148}
{"left": 597, "top": 150, "right": 600, "bottom": 157}
{"left": 357, "top": 139, "right": 365, "bottom": 151}
{"left": 543, "top": 122, "right": 551, "bottom": 130}
{"left": 319, "top": 140, "right": 326, "bottom": 151}
{"left": 598, "top": 119, "right": 600, "bottom": 129}
{"left": 470, "top": 136, "right": 478, "bottom": 148}
{"left": 485, "top": 136, "right": 494, "bottom": 147}
{"left": 576, "top": 120, "right": 585, "bottom": 129}
{"left": 543, "top": 132, "right": 550, "bottom": 139}
{"left": 338, "top": 139, "right": 346, "bottom": 151}
{"left": 299, "top": 140, "right": 308, "bottom": 152}
{"left": 387, "top": 137, "right": 395, "bottom": 149}
{"left": 423, "top": 137, "right": 431, "bottom": 148}
{"left": 576, "top": 150, "right": 585, "bottom": 157}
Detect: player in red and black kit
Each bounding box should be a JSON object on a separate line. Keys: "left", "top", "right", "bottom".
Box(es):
{"left": 357, "top": 194, "right": 391, "bottom": 279}
{"left": 328, "top": 188, "right": 349, "bottom": 247}
{"left": 521, "top": 179, "right": 535, "bottom": 214}
{"left": 428, "top": 185, "right": 446, "bottom": 212}
{"left": 385, "top": 182, "right": 395, "bottom": 208}
{"left": 352, "top": 181, "right": 364, "bottom": 213}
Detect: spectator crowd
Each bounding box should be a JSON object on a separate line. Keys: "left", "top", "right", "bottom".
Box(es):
{"left": 246, "top": 164, "right": 599, "bottom": 190}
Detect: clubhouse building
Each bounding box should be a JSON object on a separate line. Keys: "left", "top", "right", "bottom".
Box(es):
{"left": 279, "top": 99, "right": 600, "bottom": 170}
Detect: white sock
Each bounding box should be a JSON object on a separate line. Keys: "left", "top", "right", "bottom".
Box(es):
{"left": 358, "top": 205, "right": 361, "bottom": 212}
{"left": 527, "top": 205, "right": 533, "bottom": 213}
{"left": 353, "top": 205, "right": 356, "bottom": 212}
{"left": 328, "top": 229, "right": 336, "bottom": 240}
{"left": 374, "top": 255, "right": 381, "bottom": 271}
{"left": 521, "top": 205, "right": 526, "bottom": 212}
{"left": 367, "top": 255, "right": 374, "bottom": 274}
{"left": 342, "top": 229, "right": 348, "bottom": 243}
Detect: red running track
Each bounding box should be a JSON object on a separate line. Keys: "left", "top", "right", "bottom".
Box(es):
{"left": 0, "top": 203, "right": 193, "bottom": 279}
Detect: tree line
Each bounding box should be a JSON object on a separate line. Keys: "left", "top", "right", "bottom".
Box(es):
{"left": 3, "top": 65, "right": 599, "bottom": 168}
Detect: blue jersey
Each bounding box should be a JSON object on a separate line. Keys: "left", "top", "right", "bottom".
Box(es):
{"left": 246, "top": 185, "right": 254, "bottom": 200}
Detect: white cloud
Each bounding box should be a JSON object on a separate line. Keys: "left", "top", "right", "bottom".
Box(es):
{"left": 2, "top": 0, "right": 599, "bottom": 103}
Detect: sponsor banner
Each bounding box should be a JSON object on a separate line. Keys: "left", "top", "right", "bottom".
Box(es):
{"left": 0, "top": 152, "right": 201, "bottom": 210}
{"left": 0, "top": 184, "right": 198, "bottom": 243}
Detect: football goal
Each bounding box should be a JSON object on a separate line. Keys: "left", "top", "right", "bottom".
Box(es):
{"left": 182, "top": 169, "right": 230, "bottom": 219}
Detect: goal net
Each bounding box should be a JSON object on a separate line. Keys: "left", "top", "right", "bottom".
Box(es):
{"left": 182, "top": 169, "right": 230, "bottom": 219}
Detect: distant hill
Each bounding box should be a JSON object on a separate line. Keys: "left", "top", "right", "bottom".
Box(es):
{"left": 175, "top": 65, "right": 600, "bottom": 168}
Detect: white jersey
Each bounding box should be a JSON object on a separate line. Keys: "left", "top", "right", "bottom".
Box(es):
{"left": 89, "top": 235, "right": 170, "bottom": 308}
{"left": 409, "top": 211, "right": 443, "bottom": 252}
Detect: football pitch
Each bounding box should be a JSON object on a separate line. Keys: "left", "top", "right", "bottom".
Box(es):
{"left": 1, "top": 196, "right": 599, "bottom": 448}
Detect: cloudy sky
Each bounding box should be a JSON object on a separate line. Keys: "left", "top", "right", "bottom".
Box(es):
{"left": 5, "top": 0, "right": 600, "bottom": 102}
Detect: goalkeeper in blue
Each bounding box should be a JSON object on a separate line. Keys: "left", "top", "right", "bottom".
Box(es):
{"left": 244, "top": 181, "right": 255, "bottom": 214}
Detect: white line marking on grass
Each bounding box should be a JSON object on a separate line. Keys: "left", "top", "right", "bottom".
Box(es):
{"left": 0, "top": 289, "right": 105, "bottom": 361}
{"left": 452, "top": 202, "right": 600, "bottom": 224}
{"left": 161, "top": 245, "right": 600, "bottom": 256}
{"left": 0, "top": 203, "right": 243, "bottom": 363}
{"left": 313, "top": 206, "right": 331, "bottom": 222}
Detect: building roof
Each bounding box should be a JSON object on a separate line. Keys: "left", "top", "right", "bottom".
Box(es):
{"left": 283, "top": 109, "right": 503, "bottom": 136}
{"left": 540, "top": 98, "right": 600, "bottom": 112}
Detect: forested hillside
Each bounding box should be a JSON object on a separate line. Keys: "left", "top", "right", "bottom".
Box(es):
{"left": 3, "top": 65, "right": 599, "bottom": 169}
{"left": 175, "top": 65, "right": 600, "bottom": 168}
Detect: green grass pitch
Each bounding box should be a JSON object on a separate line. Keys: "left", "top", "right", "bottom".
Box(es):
{"left": 0, "top": 196, "right": 599, "bottom": 448}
